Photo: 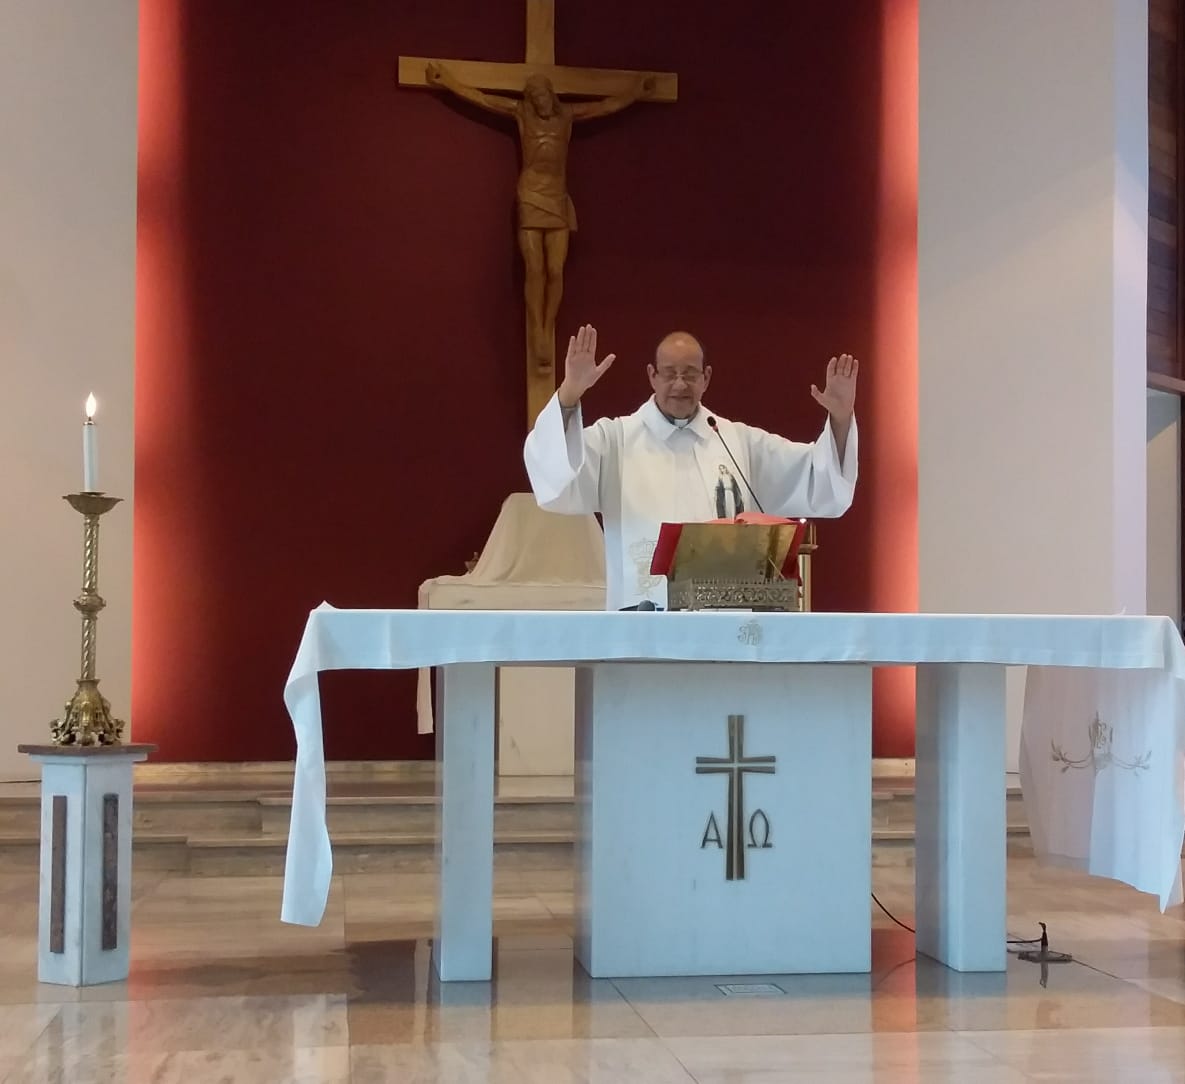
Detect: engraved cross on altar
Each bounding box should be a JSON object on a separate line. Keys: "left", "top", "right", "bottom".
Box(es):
{"left": 696, "top": 715, "right": 776, "bottom": 881}
{"left": 399, "top": 0, "right": 678, "bottom": 426}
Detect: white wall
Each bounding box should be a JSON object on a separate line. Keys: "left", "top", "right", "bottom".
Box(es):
{"left": 0, "top": 1, "right": 138, "bottom": 779}
{"left": 1147, "top": 389, "right": 1181, "bottom": 626}
{"left": 918, "top": 1, "right": 1148, "bottom": 769}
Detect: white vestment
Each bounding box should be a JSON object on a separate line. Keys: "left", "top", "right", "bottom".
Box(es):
{"left": 523, "top": 393, "right": 858, "bottom": 610}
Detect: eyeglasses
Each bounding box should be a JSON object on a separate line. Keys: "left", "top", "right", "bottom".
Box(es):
{"left": 652, "top": 367, "right": 705, "bottom": 384}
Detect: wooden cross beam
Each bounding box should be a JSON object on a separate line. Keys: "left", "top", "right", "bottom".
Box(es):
{"left": 399, "top": 0, "right": 677, "bottom": 426}
{"left": 399, "top": 0, "right": 678, "bottom": 103}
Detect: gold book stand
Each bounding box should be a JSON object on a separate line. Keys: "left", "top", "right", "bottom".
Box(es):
{"left": 657, "top": 521, "right": 814, "bottom": 613}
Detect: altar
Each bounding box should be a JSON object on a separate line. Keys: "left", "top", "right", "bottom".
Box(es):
{"left": 280, "top": 608, "right": 1185, "bottom": 982}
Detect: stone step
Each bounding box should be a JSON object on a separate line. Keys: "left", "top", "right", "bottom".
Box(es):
{"left": 0, "top": 829, "right": 576, "bottom": 876}
{"left": 188, "top": 830, "right": 574, "bottom": 876}
{"left": 0, "top": 833, "right": 192, "bottom": 872}
{"left": 0, "top": 786, "right": 1008, "bottom": 836}
{"left": 0, "top": 793, "right": 579, "bottom": 837}
{"left": 0, "top": 771, "right": 1033, "bottom": 878}
{"left": 0, "top": 823, "right": 1036, "bottom": 876}
{"left": 0, "top": 791, "right": 273, "bottom": 836}
{"left": 256, "top": 795, "right": 576, "bottom": 836}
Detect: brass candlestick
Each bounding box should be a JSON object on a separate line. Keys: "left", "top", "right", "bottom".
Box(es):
{"left": 50, "top": 492, "right": 125, "bottom": 745}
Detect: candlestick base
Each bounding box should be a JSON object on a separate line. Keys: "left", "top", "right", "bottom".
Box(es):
{"left": 50, "top": 679, "right": 125, "bottom": 747}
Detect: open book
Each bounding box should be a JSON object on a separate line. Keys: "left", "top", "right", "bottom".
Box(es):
{"left": 649, "top": 515, "right": 808, "bottom": 581}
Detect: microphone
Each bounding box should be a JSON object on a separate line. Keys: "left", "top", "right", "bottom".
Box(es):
{"left": 706, "top": 415, "right": 765, "bottom": 514}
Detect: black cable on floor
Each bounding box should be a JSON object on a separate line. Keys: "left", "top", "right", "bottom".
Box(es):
{"left": 871, "top": 891, "right": 915, "bottom": 933}
{"left": 872, "top": 895, "right": 1068, "bottom": 961}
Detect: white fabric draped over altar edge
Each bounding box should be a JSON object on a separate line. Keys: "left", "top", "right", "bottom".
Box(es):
{"left": 280, "top": 606, "right": 1185, "bottom": 927}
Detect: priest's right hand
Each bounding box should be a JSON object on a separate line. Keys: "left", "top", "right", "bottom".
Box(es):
{"left": 558, "top": 324, "right": 616, "bottom": 408}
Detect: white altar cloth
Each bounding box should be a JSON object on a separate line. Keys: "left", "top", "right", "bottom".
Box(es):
{"left": 280, "top": 608, "right": 1185, "bottom": 973}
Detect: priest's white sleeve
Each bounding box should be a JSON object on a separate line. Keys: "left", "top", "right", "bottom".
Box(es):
{"left": 523, "top": 392, "right": 611, "bottom": 514}
{"left": 742, "top": 415, "right": 858, "bottom": 518}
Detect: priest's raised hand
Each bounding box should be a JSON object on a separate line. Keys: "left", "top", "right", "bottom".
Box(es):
{"left": 810, "top": 353, "right": 858, "bottom": 457}
{"left": 557, "top": 324, "right": 616, "bottom": 408}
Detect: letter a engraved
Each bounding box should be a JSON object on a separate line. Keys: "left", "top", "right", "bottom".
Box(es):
{"left": 701, "top": 812, "right": 724, "bottom": 849}
{"left": 695, "top": 715, "right": 775, "bottom": 880}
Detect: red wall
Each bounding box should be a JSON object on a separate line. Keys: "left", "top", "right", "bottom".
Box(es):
{"left": 134, "top": 0, "right": 918, "bottom": 761}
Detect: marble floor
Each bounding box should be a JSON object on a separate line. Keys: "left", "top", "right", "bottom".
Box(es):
{"left": 0, "top": 855, "right": 1183, "bottom": 1083}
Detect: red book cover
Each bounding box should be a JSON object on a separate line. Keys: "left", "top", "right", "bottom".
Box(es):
{"left": 650, "top": 522, "right": 685, "bottom": 577}
{"left": 650, "top": 516, "right": 807, "bottom": 579}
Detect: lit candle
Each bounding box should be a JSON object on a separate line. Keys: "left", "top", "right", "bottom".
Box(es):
{"left": 83, "top": 393, "right": 98, "bottom": 492}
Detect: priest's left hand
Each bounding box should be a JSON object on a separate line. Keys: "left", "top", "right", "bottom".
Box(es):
{"left": 810, "top": 354, "right": 858, "bottom": 423}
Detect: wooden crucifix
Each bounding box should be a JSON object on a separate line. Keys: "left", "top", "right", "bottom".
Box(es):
{"left": 399, "top": 0, "right": 678, "bottom": 426}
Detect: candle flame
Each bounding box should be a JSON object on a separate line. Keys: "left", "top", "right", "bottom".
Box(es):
{"left": 85, "top": 393, "right": 97, "bottom": 420}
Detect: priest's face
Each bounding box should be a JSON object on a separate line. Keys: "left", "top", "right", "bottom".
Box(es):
{"left": 649, "top": 336, "right": 711, "bottom": 420}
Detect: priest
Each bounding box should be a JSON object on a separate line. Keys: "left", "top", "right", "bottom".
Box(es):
{"left": 523, "top": 325, "right": 859, "bottom": 610}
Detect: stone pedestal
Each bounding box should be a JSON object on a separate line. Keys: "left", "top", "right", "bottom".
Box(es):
{"left": 17, "top": 743, "right": 155, "bottom": 986}
{"left": 574, "top": 664, "right": 873, "bottom": 977}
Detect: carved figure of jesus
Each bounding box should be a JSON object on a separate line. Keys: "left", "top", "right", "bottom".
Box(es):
{"left": 425, "top": 63, "right": 654, "bottom": 374}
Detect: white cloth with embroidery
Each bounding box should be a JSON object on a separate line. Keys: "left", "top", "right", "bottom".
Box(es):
{"left": 523, "top": 394, "right": 858, "bottom": 610}
{"left": 1021, "top": 665, "right": 1185, "bottom": 908}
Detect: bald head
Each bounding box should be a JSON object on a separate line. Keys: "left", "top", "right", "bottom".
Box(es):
{"left": 655, "top": 331, "right": 704, "bottom": 367}
{"left": 649, "top": 330, "right": 711, "bottom": 420}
